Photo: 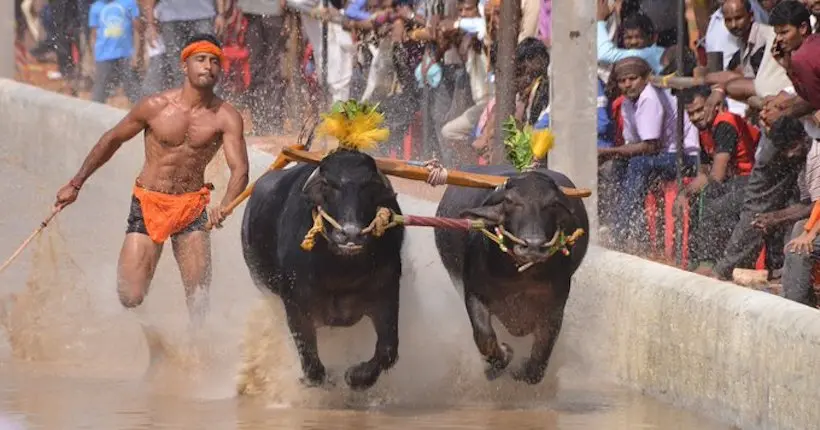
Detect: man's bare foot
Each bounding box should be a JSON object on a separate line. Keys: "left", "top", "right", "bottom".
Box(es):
{"left": 140, "top": 322, "right": 167, "bottom": 379}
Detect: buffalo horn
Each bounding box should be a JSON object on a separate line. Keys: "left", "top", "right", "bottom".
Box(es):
{"left": 378, "top": 169, "right": 395, "bottom": 192}
{"left": 302, "top": 167, "right": 321, "bottom": 192}
{"left": 544, "top": 230, "right": 561, "bottom": 247}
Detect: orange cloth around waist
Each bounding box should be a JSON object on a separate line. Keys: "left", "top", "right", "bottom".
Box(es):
{"left": 133, "top": 184, "right": 213, "bottom": 243}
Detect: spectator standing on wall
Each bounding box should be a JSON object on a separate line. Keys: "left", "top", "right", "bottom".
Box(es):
{"left": 700, "top": 93, "right": 811, "bottom": 280}
{"left": 288, "top": 0, "right": 355, "bottom": 103}
{"left": 237, "top": 0, "right": 287, "bottom": 134}
{"left": 701, "top": 0, "right": 807, "bottom": 125}
{"left": 779, "top": 118, "right": 820, "bottom": 308}
{"left": 703, "top": 0, "right": 765, "bottom": 117}
{"left": 765, "top": 27, "right": 820, "bottom": 304}
{"left": 48, "top": 0, "right": 81, "bottom": 86}
{"left": 89, "top": 0, "right": 143, "bottom": 103}
{"left": 140, "top": 0, "right": 226, "bottom": 95}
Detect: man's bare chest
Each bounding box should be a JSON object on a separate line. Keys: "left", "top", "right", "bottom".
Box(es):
{"left": 148, "top": 107, "right": 222, "bottom": 149}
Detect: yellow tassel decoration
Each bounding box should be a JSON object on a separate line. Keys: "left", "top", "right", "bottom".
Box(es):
{"left": 316, "top": 111, "right": 349, "bottom": 144}
{"left": 316, "top": 100, "right": 390, "bottom": 152}
{"left": 531, "top": 128, "right": 555, "bottom": 161}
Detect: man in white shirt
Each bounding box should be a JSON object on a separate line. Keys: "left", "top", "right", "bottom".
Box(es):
{"left": 703, "top": 0, "right": 775, "bottom": 117}
{"left": 288, "top": 0, "right": 355, "bottom": 102}
{"left": 598, "top": 57, "right": 700, "bottom": 246}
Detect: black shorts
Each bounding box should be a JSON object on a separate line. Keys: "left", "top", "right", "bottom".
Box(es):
{"left": 125, "top": 194, "right": 208, "bottom": 239}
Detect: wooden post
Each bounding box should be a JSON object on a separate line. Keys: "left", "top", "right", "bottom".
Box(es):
{"left": 490, "top": 0, "right": 519, "bottom": 164}
{"left": 321, "top": 0, "right": 329, "bottom": 108}
{"left": 674, "top": 0, "right": 687, "bottom": 266}
{"left": 0, "top": 0, "right": 14, "bottom": 79}
{"left": 548, "top": 0, "right": 598, "bottom": 242}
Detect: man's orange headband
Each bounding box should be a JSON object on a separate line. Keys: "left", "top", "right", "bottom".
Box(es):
{"left": 180, "top": 41, "right": 224, "bottom": 63}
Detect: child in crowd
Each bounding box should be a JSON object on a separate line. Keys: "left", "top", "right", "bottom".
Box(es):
{"left": 89, "top": 0, "right": 142, "bottom": 103}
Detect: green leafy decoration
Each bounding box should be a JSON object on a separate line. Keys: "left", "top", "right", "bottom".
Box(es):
{"left": 330, "top": 100, "right": 382, "bottom": 120}
{"left": 502, "top": 116, "right": 534, "bottom": 172}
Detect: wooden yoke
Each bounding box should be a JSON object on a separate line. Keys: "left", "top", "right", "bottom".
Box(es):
{"left": 280, "top": 147, "right": 593, "bottom": 198}
{"left": 649, "top": 75, "right": 764, "bottom": 109}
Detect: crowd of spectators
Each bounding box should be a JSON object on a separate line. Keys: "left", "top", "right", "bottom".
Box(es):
{"left": 13, "top": 0, "right": 820, "bottom": 309}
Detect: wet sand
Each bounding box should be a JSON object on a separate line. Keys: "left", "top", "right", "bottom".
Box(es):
{"left": 0, "top": 363, "right": 730, "bottom": 430}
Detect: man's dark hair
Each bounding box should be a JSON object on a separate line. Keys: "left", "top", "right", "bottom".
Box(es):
{"left": 515, "top": 37, "right": 550, "bottom": 68}
{"left": 769, "top": 115, "right": 808, "bottom": 150}
{"left": 769, "top": 0, "right": 811, "bottom": 29}
{"left": 515, "top": 38, "right": 550, "bottom": 125}
{"left": 184, "top": 33, "right": 223, "bottom": 49}
{"left": 723, "top": 0, "right": 754, "bottom": 14}
{"left": 621, "top": 12, "right": 656, "bottom": 38}
{"left": 678, "top": 85, "right": 713, "bottom": 105}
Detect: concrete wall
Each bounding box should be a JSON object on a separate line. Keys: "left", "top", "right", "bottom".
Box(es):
{"left": 564, "top": 250, "right": 820, "bottom": 430}
{"left": 1, "top": 79, "right": 819, "bottom": 429}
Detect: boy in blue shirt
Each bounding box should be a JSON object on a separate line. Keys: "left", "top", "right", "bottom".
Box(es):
{"left": 89, "top": 0, "right": 142, "bottom": 103}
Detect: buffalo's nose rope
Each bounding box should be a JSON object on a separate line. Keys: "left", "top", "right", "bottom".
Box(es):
{"left": 300, "top": 206, "right": 585, "bottom": 267}
{"left": 361, "top": 207, "right": 395, "bottom": 237}
{"left": 300, "top": 210, "right": 326, "bottom": 251}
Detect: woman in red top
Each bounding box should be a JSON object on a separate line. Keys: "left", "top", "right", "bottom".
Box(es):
{"left": 678, "top": 85, "right": 761, "bottom": 271}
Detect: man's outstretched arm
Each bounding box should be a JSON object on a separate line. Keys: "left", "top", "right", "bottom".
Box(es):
{"left": 71, "top": 97, "right": 159, "bottom": 188}
{"left": 55, "top": 97, "right": 161, "bottom": 209}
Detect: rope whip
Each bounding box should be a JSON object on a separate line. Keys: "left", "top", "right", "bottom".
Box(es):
{"left": 0, "top": 207, "right": 61, "bottom": 275}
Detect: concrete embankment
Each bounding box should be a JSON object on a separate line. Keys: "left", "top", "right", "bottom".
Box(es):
{"left": 1, "top": 78, "right": 818, "bottom": 429}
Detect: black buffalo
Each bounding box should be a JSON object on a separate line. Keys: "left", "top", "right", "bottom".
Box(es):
{"left": 434, "top": 165, "right": 589, "bottom": 384}
{"left": 241, "top": 148, "right": 405, "bottom": 391}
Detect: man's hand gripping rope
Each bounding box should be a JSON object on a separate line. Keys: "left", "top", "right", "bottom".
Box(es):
{"left": 422, "top": 158, "right": 449, "bottom": 186}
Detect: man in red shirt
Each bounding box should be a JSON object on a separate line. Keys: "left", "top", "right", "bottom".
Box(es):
{"left": 679, "top": 85, "right": 761, "bottom": 271}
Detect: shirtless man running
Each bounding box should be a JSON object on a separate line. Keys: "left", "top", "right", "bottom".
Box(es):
{"left": 53, "top": 34, "right": 250, "bottom": 324}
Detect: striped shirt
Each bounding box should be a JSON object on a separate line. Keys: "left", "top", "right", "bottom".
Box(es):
{"left": 782, "top": 86, "right": 820, "bottom": 202}
{"left": 804, "top": 139, "right": 820, "bottom": 202}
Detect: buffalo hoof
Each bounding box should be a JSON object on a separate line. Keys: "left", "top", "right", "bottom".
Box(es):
{"left": 299, "top": 366, "right": 329, "bottom": 388}
{"left": 511, "top": 358, "right": 546, "bottom": 385}
{"left": 484, "top": 343, "right": 513, "bottom": 381}
{"left": 345, "top": 361, "right": 381, "bottom": 391}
